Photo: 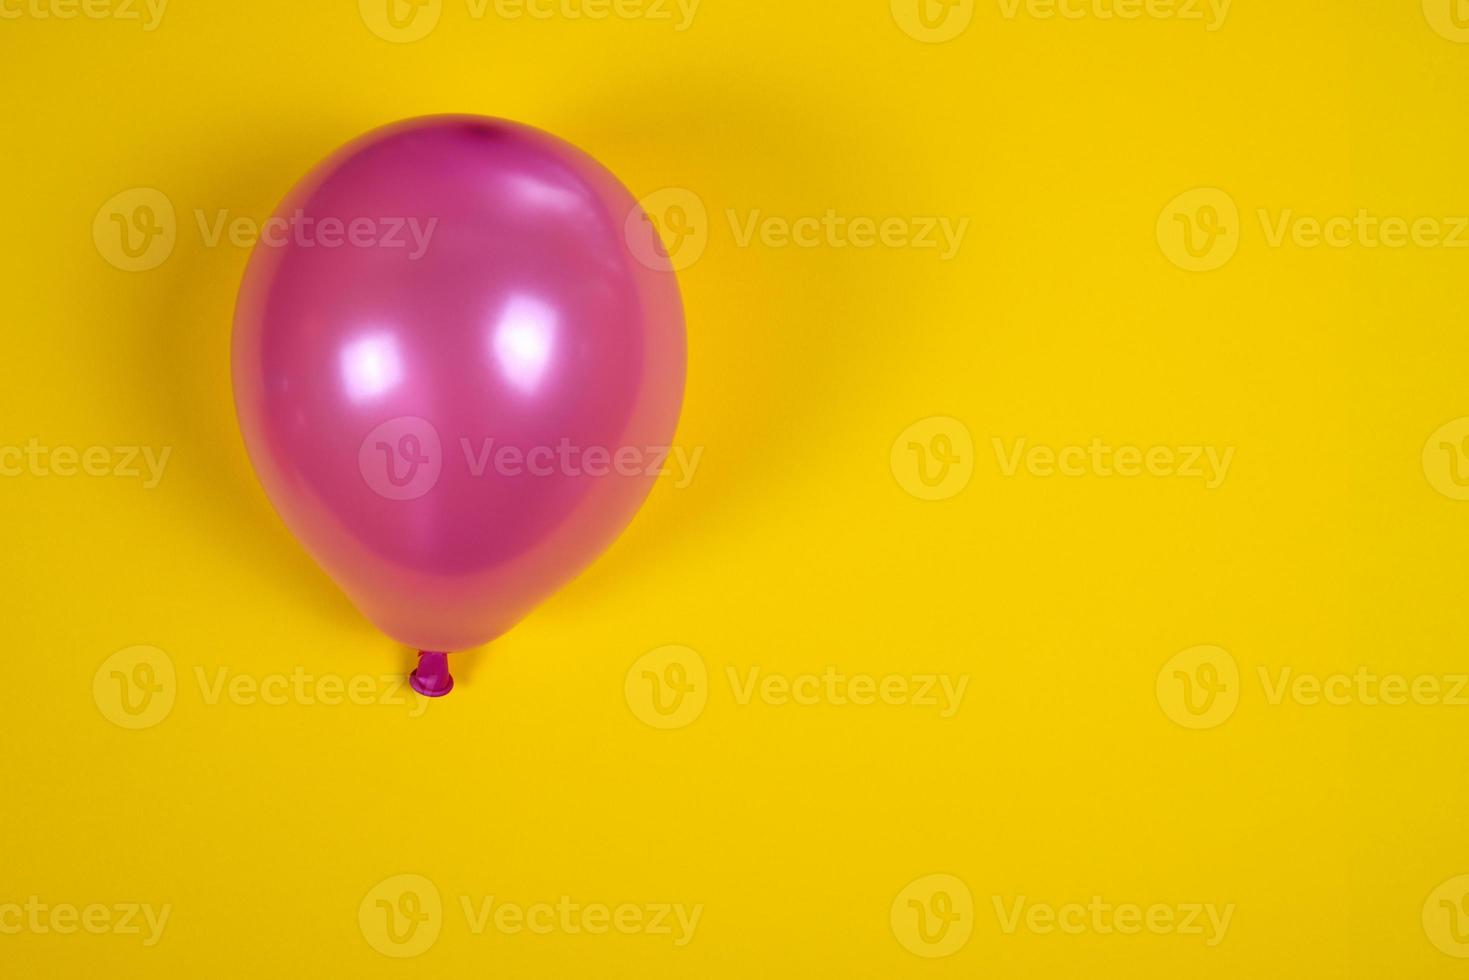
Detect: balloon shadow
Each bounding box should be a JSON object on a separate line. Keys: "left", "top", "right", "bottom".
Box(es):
{"left": 518, "top": 73, "right": 933, "bottom": 621}
{"left": 109, "top": 119, "right": 380, "bottom": 672}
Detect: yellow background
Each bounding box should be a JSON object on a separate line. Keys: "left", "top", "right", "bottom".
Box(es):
{"left": 4, "top": 0, "right": 1469, "bottom": 975}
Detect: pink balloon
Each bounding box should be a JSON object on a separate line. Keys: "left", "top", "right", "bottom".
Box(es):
{"left": 232, "top": 116, "right": 686, "bottom": 695}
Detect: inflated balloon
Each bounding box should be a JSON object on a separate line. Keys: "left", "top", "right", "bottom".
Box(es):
{"left": 232, "top": 115, "right": 686, "bottom": 696}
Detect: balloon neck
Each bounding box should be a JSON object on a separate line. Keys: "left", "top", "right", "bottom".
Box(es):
{"left": 410, "top": 651, "right": 454, "bottom": 697}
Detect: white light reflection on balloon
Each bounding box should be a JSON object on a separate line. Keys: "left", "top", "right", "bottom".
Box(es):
{"left": 339, "top": 332, "right": 404, "bottom": 403}
{"left": 500, "top": 170, "right": 588, "bottom": 215}
{"left": 490, "top": 295, "right": 558, "bottom": 394}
